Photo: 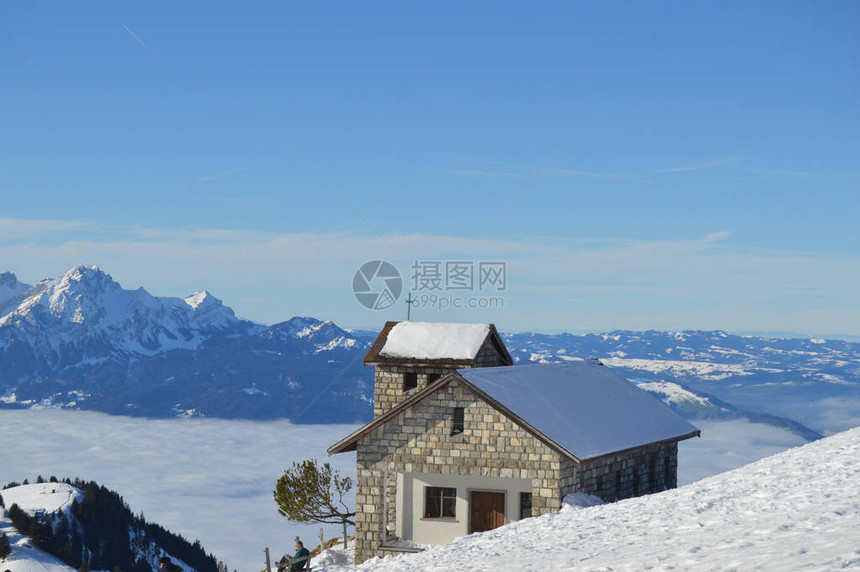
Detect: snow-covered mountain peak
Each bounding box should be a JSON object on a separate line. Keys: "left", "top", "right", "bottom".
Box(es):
{"left": 258, "top": 317, "right": 359, "bottom": 353}
{"left": 282, "top": 316, "right": 327, "bottom": 335}
{"left": 0, "top": 271, "right": 31, "bottom": 306}
{"left": 0, "top": 265, "right": 257, "bottom": 369}
{"left": 63, "top": 263, "right": 101, "bottom": 278}
{"left": 185, "top": 290, "right": 216, "bottom": 310}
{"left": 1, "top": 270, "right": 21, "bottom": 286}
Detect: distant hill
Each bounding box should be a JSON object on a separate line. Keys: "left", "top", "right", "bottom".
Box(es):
{"left": 0, "top": 479, "right": 219, "bottom": 572}
{"left": 502, "top": 329, "right": 860, "bottom": 434}
{"left": 1, "top": 266, "right": 857, "bottom": 436}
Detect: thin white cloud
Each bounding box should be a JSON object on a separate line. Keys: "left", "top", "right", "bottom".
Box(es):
{"left": 198, "top": 167, "right": 249, "bottom": 183}
{"left": 0, "top": 218, "right": 93, "bottom": 239}
{"left": 704, "top": 231, "right": 732, "bottom": 243}
{"left": 657, "top": 157, "right": 748, "bottom": 173}
{"left": 445, "top": 169, "right": 525, "bottom": 179}
{"left": 453, "top": 155, "right": 511, "bottom": 167}
{"left": 0, "top": 219, "right": 856, "bottom": 334}
{"left": 755, "top": 169, "right": 857, "bottom": 181}
{"left": 545, "top": 169, "right": 648, "bottom": 183}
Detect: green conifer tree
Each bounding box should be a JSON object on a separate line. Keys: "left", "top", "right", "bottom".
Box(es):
{"left": 0, "top": 532, "right": 11, "bottom": 560}
{"left": 273, "top": 459, "right": 355, "bottom": 549}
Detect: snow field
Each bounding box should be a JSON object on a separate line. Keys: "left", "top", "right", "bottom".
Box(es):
{"left": 0, "top": 484, "right": 81, "bottom": 572}
{"left": 2, "top": 483, "right": 82, "bottom": 515}
{"left": 313, "top": 427, "right": 860, "bottom": 571}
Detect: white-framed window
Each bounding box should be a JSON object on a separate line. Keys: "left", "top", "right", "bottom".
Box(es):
{"left": 424, "top": 486, "right": 456, "bottom": 518}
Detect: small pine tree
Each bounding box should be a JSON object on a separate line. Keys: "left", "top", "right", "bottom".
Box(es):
{"left": 0, "top": 492, "right": 4, "bottom": 507}
{"left": 273, "top": 459, "right": 355, "bottom": 549}
{"left": 0, "top": 532, "right": 11, "bottom": 560}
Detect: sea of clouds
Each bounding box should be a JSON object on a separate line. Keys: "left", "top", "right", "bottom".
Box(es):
{"left": 0, "top": 410, "right": 810, "bottom": 571}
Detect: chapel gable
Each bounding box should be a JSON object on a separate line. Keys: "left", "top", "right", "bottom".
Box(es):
{"left": 364, "top": 321, "right": 512, "bottom": 417}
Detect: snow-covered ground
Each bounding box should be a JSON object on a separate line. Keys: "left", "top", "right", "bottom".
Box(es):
{"left": 0, "top": 410, "right": 822, "bottom": 572}
{"left": 2, "top": 482, "right": 82, "bottom": 515}
{"left": 0, "top": 484, "right": 81, "bottom": 572}
{"left": 314, "top": 427, "right": 860, "bottom": 571}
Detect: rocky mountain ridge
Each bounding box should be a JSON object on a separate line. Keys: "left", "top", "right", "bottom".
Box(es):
{"left": 1, "top": 266, "right": 857, "bottom": 434}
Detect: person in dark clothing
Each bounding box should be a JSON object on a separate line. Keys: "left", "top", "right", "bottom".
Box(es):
{"left": 158, "top": 556, "right": 181, "bottom": 572}
{"left": 277, "top": 540, "right": 311, "bottom": 572}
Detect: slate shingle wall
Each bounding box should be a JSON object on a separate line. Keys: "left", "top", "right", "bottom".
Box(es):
{"left": 569, "top": 441, "right": 679, "bottom": 501}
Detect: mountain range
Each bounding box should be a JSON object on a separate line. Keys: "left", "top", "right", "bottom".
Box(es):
{"left": 1, "top": 265, "right": 858, "bottom": 435}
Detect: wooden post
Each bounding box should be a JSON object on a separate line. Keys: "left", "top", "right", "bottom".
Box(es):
{"left": 319, "top": 527, "right": 324, "bottom": 550}
{"left": 264, "top": 547, "right": 272, "bottom": 572}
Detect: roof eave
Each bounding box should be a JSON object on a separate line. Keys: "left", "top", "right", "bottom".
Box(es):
{"left": 578, "top": 429, "right": 702, "bottom": 463}
{"left": 364, "top": 357, "right": 476, "bottom": 368}
{"left": 327, "top": 374, "right": 458, "bottom": 455}
{"left": 488, "top": 324, "right": 514, "bottom": 366}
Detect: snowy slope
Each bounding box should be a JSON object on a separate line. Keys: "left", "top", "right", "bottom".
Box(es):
{"left": 323, "top": 427, "right": 860, "bottom": 571}
{"left": 2, "top": 482, "right": 82, "bottom": 514}
{"left": 0, "top": 482, "right": 206, "bottom": 572}
{"left": 0, "top": 484, "right": 79, "bottom": 572}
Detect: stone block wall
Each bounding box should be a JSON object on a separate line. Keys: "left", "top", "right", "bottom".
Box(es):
{"left": 354, "top": 378, "right": 565, "bottom": 564}
{"left": 373, "top": 365, "right": 457, "bottom": 418}
{"left": 371, "top": 338, "right": 507, "bottom": 418}
{"left": 568, "top": 441, "right": 679, "bottom": 502}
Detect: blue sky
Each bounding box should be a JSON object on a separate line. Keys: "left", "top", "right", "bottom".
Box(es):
{"left": 1, "top": 1, "right": 858, "bottom": 334}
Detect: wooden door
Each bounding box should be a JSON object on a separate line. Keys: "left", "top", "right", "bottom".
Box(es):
{"left": 469, "top": 491, "right": 505, "bottom": 533}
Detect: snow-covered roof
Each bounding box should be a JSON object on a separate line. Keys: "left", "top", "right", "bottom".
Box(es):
{"left": 381, "top": 321, "right": 490, "bottom": 360}
{"left": 460, "top": 362, "right": 700, "bottom": 460}
{"left": 364, "top": 321, "right": 512, "bottom": 366}
{"left": 329, "top": 360, "right": 699, "bottom": 459}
